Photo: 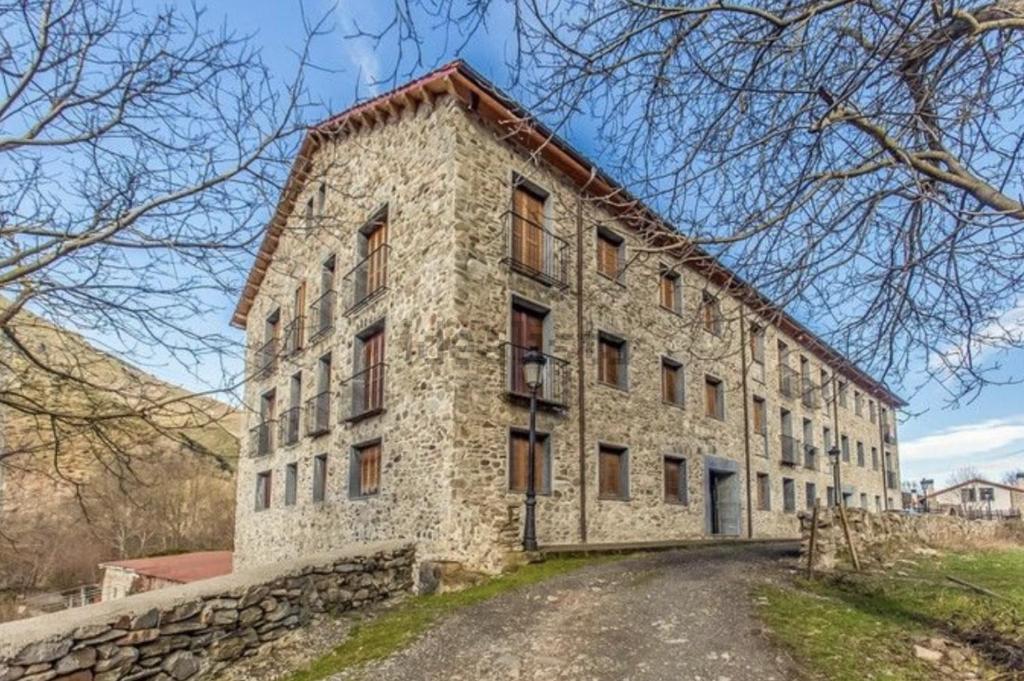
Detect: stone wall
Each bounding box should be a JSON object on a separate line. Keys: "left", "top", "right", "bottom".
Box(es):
{"left": 800, "top": 508, "right": 1020, "bottom": 570}
{"left": 0, "top": 542, "right": 413, "bottom": 681}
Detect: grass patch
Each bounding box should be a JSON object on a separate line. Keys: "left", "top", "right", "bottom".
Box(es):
{"left": 284, "top": 554, "right": 617, "bottom": 681}
{"left": 755, "top": 548, "right": 1024, "bottom": 680}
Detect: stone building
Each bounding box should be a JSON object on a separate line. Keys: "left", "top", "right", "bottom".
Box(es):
{"left": 231, "top": 61, "right": 905, "bottom": 573}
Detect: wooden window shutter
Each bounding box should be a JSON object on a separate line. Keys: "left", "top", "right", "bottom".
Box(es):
{"left": 509, "top": 432, "right": 546, "bottom": 493}
{"left": 664, "top": 459, "right": 680, "bottom": 502}
{"left": 599, "top": 447, "right": 622, "bottom": 498}
{"left": 513, "top": 186, "right": 545, "bottom": 272}
{"left": 358, "top": 443, "right": 381, "bottom": 495}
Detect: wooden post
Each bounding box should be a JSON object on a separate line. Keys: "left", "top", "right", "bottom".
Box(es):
{"left": 837, "top": 503, "right": 861, "bottom": 571}
{"left": 806, "top": 503, "right": 819, "bottom": 579}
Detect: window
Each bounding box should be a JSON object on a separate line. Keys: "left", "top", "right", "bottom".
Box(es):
{"left": 255, "top": 471, "right": 272, "bottom": 511}
{"left": 856, "top": 441, "right": 865, "bottom": 467}
{"left": 291, "top": 282, "right": 306, "bottom": 351}
{"left": 358, "top": 210, "right": 389, "bottom": 303}
{"left": 598, "top": 445, "right": 628, "bottom": 500}
{"left": 509, "top": 300, "right": 555, "bottom": 400}
{"left": 308, "top": 353, "right": 331, "bottom": 435}
{"left": 661, "top": 358, "right": 684, "bottom": 406}
{"left": 757, "top": 473, "right": 771, "bottom": 511}
{"left": 749, "top": 324, "right": 765, "bottom": 364}
{"left": 284, "top": 463, "right": 298, "bottom": 506}
{"left": 854, "top": 390, "right": 863, "bottom": 416}
{"left": 704, "top": 375, "right": 724, "bottom": 420}
{"left": 597, "top": 332, "right": 627, "bottom": 389}
{"left": 869, "top": 400, "right": 877, "bottom": 423}
{"left": 508, "top": 430, "right": 550, "bottom": 494}
{"left": 783, "top": 478, "right": 796, "bottom": 513}
{"left": 659, "top": 268, "right": 682, "bottom": 313}
{"left": 820, "top": 369, "right": 830, "bottom": 412}
{"left": 840, "top": 435, "right": 850, "bottom": 463}
{"left": 312, "top": 454, "right": 327, "bottom": 503}
{"left": 351, "top": 441, "right": 381, "bottom": 497}
{"left": 961, "top": 488, "right": 977, "bottom": 503}
{"left": 511, "top": 183, "right": 546, "bottom": 274}
{"left": 317, "top": 182, "right": 326, "bottom": 215}
{"left": 596, "top": 227, "right": 624, "bottom": 280}
{"left": 871, "top": 446, "right": 879, "bottom": 471}
{"left": 664, "top": 457, "right": 687, "bottom": 504}
{"left": 838, "top": 380, "right": 848, "bottom": 408}
{"left": 860, "top": 493, "right": 868, "bottom": 509}
{"left": 352, "top": 323, "right": 385, "bottom": 417}
{"left": 875, "top": 495, "right": 882, "bottom": 512}
{"left": 823, "top": 426, "right": 832, "bottom": 451}
{"left": 806, "top": 482, "right": 817, "bottom": 510}
{"left": 304, "top": 196, "right": 314, "bottom": 230}
{"left": 700, "top": 291, "right": 722, "bottom": 335}
{"left": 826, "top": 486, "right": 835, "bottom": 507}
{"left": 752, "top": 396, "right": 767, "bottom": 436}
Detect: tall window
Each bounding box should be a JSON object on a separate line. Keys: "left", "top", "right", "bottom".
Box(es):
{"left": 661, "top": 358, "right": 684, "bottom": 406}
{"left": 351, "top": 441, "right": 381, "bottom": 497}
{"left": 704, "top": 376, "right": 724, "bottom": 419}
{"left": 757, "top": 473, "right": 771, "bottom": 510}
{"left": 510, "top": 301, "right": 549, "bottom": 396}
{"left": 752, "top": 397, "right": 767, "bottom": 448}
{"left": 749, "top": 324, "right": 765, "bottom": 364}
{"left": 664, "top": 457, "right": 687, "bottom": 504}
{"left": 292, "top": 281, "right": 306, "bottom": 351}
{"left": 860, "top": 493, "right": 868, "bottom": 509}
{"left": 856, "top": 441, "right": 865, "bottom": 467}
{"left": 805, "top": 482, "right": 817, "bottom": 510}
{"left": 597, "top": 332, "right": 627, "bottom": 389}
{"left": 783, "top": 478, "right": 796, "bottom": 513}
{"left": 360, "top": 212, "right": 389, "bottom": 299}
{"left": 355, "top": 324, "right": 385, "bottom": 415}
{"left": 659, "top": 268, "right": 681, "bottom": 313}
{"left": 841, "top": 435, "right": 850, "bottom": 463}
{"left": 509, "top": 430, "right": 549, "bottom": 494}
{"left": 598, "top": 445, "right": 628, "bottom": 500}
{"left": 871, "top": 447, "right": 879, "bottom": 471}
{"left": 869, "top": 400, "right": 877, "bottom": 423}
{"left": 255, "top": 471, "right": 272, "bottom": 511}
{"left": 512, "top": 183, "right": 546, "bottom": 273}
{"left": 284, "top": 463, "right": 298, "bottom": 506}
{"left": 854, "top": 390, "right": 863, "bottom": 416}
{"left": 312, "top": 454, "right": 327, "bottom": 503}
{"left": 596, "top": 227, "right": 624, "bottom": 280}
{"left": 700, "top": 292, "right": 722, "bottom": 335}
{"left": 838, "top": 380, "right": 848, "bottom": 408}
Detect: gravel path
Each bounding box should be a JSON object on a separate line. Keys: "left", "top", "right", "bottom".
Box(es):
{"left": 334, "top": 542, "right": 802, "bottom": 681}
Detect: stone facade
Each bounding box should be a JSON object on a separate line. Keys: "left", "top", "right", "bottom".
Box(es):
{"left": 233, "top": 66, "right": 904, "bottom": 574}
{"left": 0, "top": 543, "right": 413, "bottom": 681}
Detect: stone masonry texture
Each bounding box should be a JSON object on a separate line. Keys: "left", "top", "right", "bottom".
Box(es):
{"left": 0, "top": 542, "right": 413, "bottom": 681}
{"left": 233, "top": 85, "right": 904, "bottom": 575}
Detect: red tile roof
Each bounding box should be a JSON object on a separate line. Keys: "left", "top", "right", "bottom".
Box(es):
{"left": 101, "top": 551, "right": 232, "bottom": 584}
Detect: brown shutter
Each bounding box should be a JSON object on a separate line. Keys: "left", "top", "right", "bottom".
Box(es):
{"left": 662, "top": 363, "right": 678, "bottom": 403}
{"left": 664, "top": 459, "right": 680, "bottom": 501}
{"left": 513, "top": 186, "right": 544, "bottom": 272}
{"left": 660, "top": 275, "right": 674, "bottom": 309}
{"left": 599, "top": 447, "right": 620, "bottom": 498}
{"left": 597, "top": 235, "right": 618, "bottom": 278}
{"left": 360, "top": 443, "right": 380, "bottom": 495}
{"left": 705, "top": 381, "right": 716, "bottom": 417}
{"left": 366, "top": 221, "right": 388, "bottom": 294}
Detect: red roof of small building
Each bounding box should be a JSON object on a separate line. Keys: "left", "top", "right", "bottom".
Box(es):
{"left": 100, "top": 551, "right": 233, "bottom": 584}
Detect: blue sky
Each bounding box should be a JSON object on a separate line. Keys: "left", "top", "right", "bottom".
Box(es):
{"left": 141, "top": 0, "right": 1024, "bottom": 488}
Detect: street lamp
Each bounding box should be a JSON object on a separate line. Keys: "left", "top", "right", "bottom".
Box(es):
{"left": 522, "top": 347, "right": 546, "bottom": 552}
{"left": 828, "top": 445, "right": 841, "bottom": 509}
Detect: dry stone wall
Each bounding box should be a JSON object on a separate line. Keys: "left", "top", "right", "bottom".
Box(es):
{"left": 0, "top": 542, "right": 413, "bottom": 681}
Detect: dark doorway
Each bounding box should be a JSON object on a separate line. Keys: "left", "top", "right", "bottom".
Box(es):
{"left": 708, "top": 470, "right": 741, "bottom": 536}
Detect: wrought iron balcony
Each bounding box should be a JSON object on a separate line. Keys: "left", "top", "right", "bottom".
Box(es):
{"left": 305, "top": 391, "right": 331, "bottom": 436}
{"left": 279, "top": 407, "right": 300, "bottom": 446}
{"left": 339, "top": 363, "right": 387, "bottom": 422}
{"left": 249, "top": 420, "right": 275, "bottom": 457}
{"left": 886, "top": 470, "right": 899, "bottom": 490}
{"left": 308, "top": 290, "right": 335, "bottom": 345}
{"left": 343, "top": 245, "right": 389, "bottom": 314}
{"left": 503, "top": 342, "right": 570, "bottom": 408}
{"left": 803, "top": 444, "right": 818, "bottom": 470}
{"left": 780, "top": 434, "right": 800, "bottom": 465}
{"left": 253, "top": 338, "right": 277, "bottom": 379}
{"left": 283, "top": 316, "right": 305, "bottom": 356}
{"left": 502, "top": 210, "right": 571, "bottom": 289}
{"left": 801, "top": 378, "right": 820, "bottom": 408}
{"left": 779, "top": 366, "right": 799, "bottom": 398}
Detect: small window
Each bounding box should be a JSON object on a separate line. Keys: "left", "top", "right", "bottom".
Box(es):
{"left": 664, "top": 457, "right": 687, "bottom": 504}
{"left": 700, "top": 292, "right": 722, "bottom": 335}
{"left": 854, "top": 390, "right": 863, "bottom": 416}
{"left": 860, "top": 493, "right": 868, "bottom": 509}
{"left": 869, "top": 400, "right": 877, "bottom": 423}
{"left": 317, "top": 182, "right": 326, "bottom": 215}
{"left": 704, "top": 375, "right": 724, "bottom": 420}
{"left": 827, "top": 486, "right": 836, "bottom": 507}
{"left": 749, "top": 324, "right": 765, "bottom": 364}
{"left": 961, "top": 488, "right": 976, "bottom": 503}
{"left": 312, "top": 454, "right": 327, "bottom": 503}
{"left": 597, "top": 332, "right": 628, "bottom": 389}
{"left": 838, "top": 380, "right": 848, "bottom": 408}
{"left": 304, "top": 197, "right": 315, "bottom": 230}
{"left": 351, "top": 441, "right": 381, "bottom": 497}
{"left": 284, "top": 463, "right": 298, "bottom": 506}
{"left": 756, "top": 473, "right": 771, "bottom": 511}
{"left": 856, "top": 441, "right": 865, "bottom": 467}
{"left": 508, "top": 430, "right": 550, "bottom": 494}
{"left": 661, "top": 358, "right": 684, "bottom": 406}
{"left": 783, "top": 478, "right": 796, "bottom": 513}
{"left": 659, "top": 268, "right": 682, "bottom": 313}
{"left": 596, "top": 228, "right": 624, "bottom": 280}
{"left": 752, "top": 396, "right": 767, "bottom": 435}
{"left": 871, "top": 447, "right": 879, "bottom": 470}
{"left": 805, "top": 482, "right": 817, "bottom": 510}
{"left": 255, "top": 471, "right": 272, "bottom": 511}
{"left": 840, "top": 435, "right": 850, "bottom": 463}
{"left": 598, "top": 445, "right": 628, "bottom": 500}
{"left": 875, "top": 496, "right": 882, "bottom": 512}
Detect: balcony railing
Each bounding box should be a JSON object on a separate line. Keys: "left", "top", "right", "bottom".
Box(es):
{"left": 343, "top": 245, "right": 389, "bottom": 314}
{"left": 308, "top": 290, "right": 335, "bottom": 344}
{"left": 886, "top": 470, "right": 899, "bottom": 490}
{"left": 780, "top": 434, "right": 800, "bottom": 465}
{"left": 279, "top": 407, "right": 300, "bottom": 446}
{"left": 884, "top": 430, "right": 897, "bottom": 444}
{"left": 503, "top": 342, "right": 570, "bottom": 407}
{"left": 801, "top": 378, "right": 820, "bottom": 408}
{"left": 803, "top": 444, "right": 819, "bottom": 470}
{"left": 502, "top": 210, "right": 571, "bottom": 289}
{"left": 339, "top": 363, "right": 387, "bottom": 422}
{"left": 253, "top": 338, "right": 278, "bottom": 379}
{"left": 779, "top": 366, "right": 799, "bottom": 398}
{"left": 283, "top": 316, "right": 305, "bottom": 356}
{"left": 305, "top": 391, "right": 331, "bottom": 436}
{"left": 249, "top": 420, "right": 275, "bottom": 457}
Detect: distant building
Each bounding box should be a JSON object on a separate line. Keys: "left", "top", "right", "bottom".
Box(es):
{"left": 99, "top": 551, "right": 233, "bottom": 601}
{"left": 920, "top": 476, "right": 1024, "bottom": 519}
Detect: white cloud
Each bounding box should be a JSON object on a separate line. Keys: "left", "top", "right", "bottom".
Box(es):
{"left": 900, "top": 416, "right": 1024, "bottom": 463}
{"left": 930, "top": 301, "right": 1024, "bottom": 372}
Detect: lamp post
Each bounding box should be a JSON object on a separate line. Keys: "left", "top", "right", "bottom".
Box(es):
{"left": 521, "top": 347, "right": 546, "bottom": 552}
{"left": 828, "top": 445, "right": 841, "bottom": 508}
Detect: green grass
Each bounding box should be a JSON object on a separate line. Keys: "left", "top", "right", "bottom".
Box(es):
{"left": 284, "top": 554, "right": 617, "bottom": 681}
{"left": 755, "top": 549, "right": 1024, "bottom": 680}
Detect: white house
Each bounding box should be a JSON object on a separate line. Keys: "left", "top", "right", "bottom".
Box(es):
{"left": 920, "top": 475, "right": 1024, "bottom": 519}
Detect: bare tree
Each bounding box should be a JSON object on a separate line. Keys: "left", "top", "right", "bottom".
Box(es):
{"left": 370, "top": 0, "right": 1024, "bottom": 406}
{"left": 0, "top": 1, "right": 327, "bottom": 503}
{"left": 1002, "top": 469, "right": 1024, "bottom": 486}
{"left": 947, "top": 465, "right": 984, "bottom": 486}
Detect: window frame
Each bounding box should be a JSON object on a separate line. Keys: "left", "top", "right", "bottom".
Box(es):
{"left": 658, "top": 266, "right": 682, "bottom": 314}
{"left": 805, "top": 482, "right": 817, "bottom": 510}
{"left": 507, "top": 428, "right": 553, "bottom": 495}
{"left": 663, "top": 456, "right": 688, "bottom": 505}
{"left": 595, "top": 226, "right": 625, "bottom": 283}
{"left": 597, "top": 443, "right": 629, "bottom": 501}
{"left": 349, "top": 439, "right": 383, "bottom": 499}
{"left": 312, "top": 453, "right": 328, "bottom": 504}
{"left": 284, "top": 462, "right": 298, "bottom": 506}
{"left": 783, "top": 477, "right": 796, "bottom": 513}
{"left": 756, "top": 472, "right": 771, "bottom": 511}
{"left": 700, "top": 291, "right": 723, "bottom": 336}
{"left": 660, "top": 356, "right": 685, "bottom": 407}
{"left": 596, "top": 331, "right": 629, "bottom": 390}
{"left": 255, "top": 471, "right": 272, "bottom": 511}
{"left": 703, "top": 374, "right": 725, "bottom": 420}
